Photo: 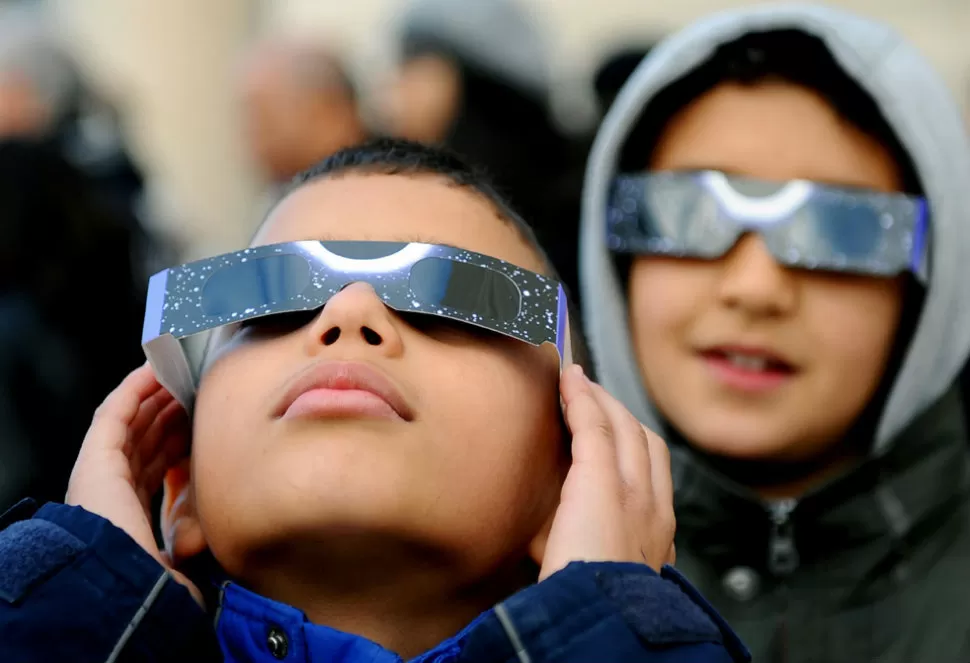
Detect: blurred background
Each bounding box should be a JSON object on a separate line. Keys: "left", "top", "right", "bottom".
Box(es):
{"left": 49, "top": 0, "right": 970, "bottom": 257}
{"left": 0, "top": 0, "right": 967, "bottom": 510}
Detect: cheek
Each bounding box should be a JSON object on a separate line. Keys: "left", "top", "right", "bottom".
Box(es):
{"left": 195, "top": 351, "right": 267, "bottom": 437}
{"left": 427, "top": 351, "right": 565, "bottom": 515}
{"left": 803, "top": 279, "right": 903, "bottom": 376}
{"left": 190, "top": 348, "right": 278, "bottom": 506}
{"left": 628, "top": 259, "right": 710, "bottom": 362}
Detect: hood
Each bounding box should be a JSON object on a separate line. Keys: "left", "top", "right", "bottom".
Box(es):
{"left": 579, "top": 2, "right": 970, "bottom": 455}
{"left": 396, "top": 0, "right": 549, "bottom": 102}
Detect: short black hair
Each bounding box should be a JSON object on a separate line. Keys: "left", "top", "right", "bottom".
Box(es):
{"left": 620, "top": 29, "right": 922, "bottom": 194}
{"left": 287, "top": 137, "right": 525, "bottom": 219}
{"left": 272, "top": 137, "right": 591, "bottom": 372}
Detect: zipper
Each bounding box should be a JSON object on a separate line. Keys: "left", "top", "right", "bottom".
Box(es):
{"left": 212, "top": 581, "right": 229, "bottom": 629}
{"left": 767, "top": 498, "right": 799, "bottom": 576}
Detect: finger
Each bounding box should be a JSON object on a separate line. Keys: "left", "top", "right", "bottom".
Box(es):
{"left": 560, "top": 368, "right": 619, "bottom": 471}
{"left": 645, "top": 429, "right": 676, "bottom": 556}
{"left": 124, "top": 388, "right": 177, "bottom": 458}
{"left": 646, "top": 425, "right": 674, "bottom": 514}
{"left": 130, "top": 396, "right": 181, "bottom": 477}
{"left": 136, "top": 410, "right": 190, "bottom": 512}
{"left": 95, "top": 363, "right": 163, "bottom": 425}
{"left": 587, "top": 382, "right": 676, "bottom": 564}
{"left": 131, "top": 399, "right": 189, "bottom": 484}
{"left": 85, "top": 364, "right": 164, "bottom": 454}
{"left": 666, "top": 542, "right": 677, "bottom": 567}
{"left": 559, "top": 364, "right": 588, "bottom": 409}
{"left": 587, "top": 382, "right": 653, "bottom": 499}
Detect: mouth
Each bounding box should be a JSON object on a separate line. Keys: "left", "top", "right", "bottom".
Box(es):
{"left": 275, "top": 361, "right": 414, "bottom": 422}
{"left": 698, "top": 345, "right": 797, "bottom": 390}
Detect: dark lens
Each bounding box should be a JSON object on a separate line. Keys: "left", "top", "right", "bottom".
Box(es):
{"left": 816, "top": 203, "right": 882, "bottom": 259}
{"left": 321, "top": 241, "right": 409, "bottom": 259}
{"left": 202, "top": 254, "right": 311, "bottom": 317}
{"left": 409, "top": 258, "right": 520, "bottom": 321}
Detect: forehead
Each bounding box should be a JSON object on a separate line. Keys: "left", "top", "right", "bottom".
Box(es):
{"left": 650, "top": 80, "right": 902, "bottom": 192}
{"left": 255, "top": 173, "right": 546, "bottom": 273}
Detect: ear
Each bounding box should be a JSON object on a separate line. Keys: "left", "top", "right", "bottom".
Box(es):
{"left": 161, "top": 458, "right": 208, "bottom": 567}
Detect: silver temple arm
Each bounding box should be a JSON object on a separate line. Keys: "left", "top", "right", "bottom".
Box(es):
{"left": 142, "top": 334, "right": 196, "bottom": 415}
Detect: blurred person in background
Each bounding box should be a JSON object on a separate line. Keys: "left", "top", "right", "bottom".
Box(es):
{"left": 239, "top": 38, "right": 368, "bottom": 189}
{"left": 580, "top": 4, "right": 970, "bottom": 662}
{"left": 0, "top": 140, "right": 148, "bottom": 511}
{"left": 381, "top": 0, "right": 585, "bottom": 299}
{"left": 592, "top": 43, "right": 657, "bottom": 116}
{"left": 0, "top": 4, "right": 150, "bottom": 231}
{"left": 0, "top": 6, "right": 155, "bottom": 510}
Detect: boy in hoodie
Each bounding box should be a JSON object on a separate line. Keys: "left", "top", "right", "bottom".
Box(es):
{"left": 0, "top": 139, "right": 748, "bottom": 663}
{"left": 580, "top": 4, "right": 970, "bottom": 663}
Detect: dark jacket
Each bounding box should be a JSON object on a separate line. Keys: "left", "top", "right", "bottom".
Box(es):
{"left": 671, "top": 388, "right": 970, "bottom": 663}
{"left": 0, "top": 140, "right": 149, "bottom": 512}
{"left": 0, "top": 501, "right": 750, "bottom": 663}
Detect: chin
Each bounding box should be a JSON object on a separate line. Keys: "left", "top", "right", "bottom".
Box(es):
{"left": 676, "top": 413, "right": 804, "bottom": 461}
{"left": 203, "top": 500, "right": 404, "bottom": 563}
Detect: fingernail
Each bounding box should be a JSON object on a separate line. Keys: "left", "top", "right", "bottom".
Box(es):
{"left": 572, "top": 364, "right": 585, "bottom": 380}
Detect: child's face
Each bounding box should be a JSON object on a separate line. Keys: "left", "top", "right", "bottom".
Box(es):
{"left": 185, "top": 174, "right": 566, "bottom": 582}
{"left": 628, "top": 80, "right": 905, "bottom": 462}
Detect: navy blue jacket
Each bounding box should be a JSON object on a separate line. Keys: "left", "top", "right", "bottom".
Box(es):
{"left": 0, "top": 501, "right": 750, "bottom": 663}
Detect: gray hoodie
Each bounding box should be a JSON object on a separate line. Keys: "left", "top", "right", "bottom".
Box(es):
{"left": 580, "top": 4, "right": 970, "bottom": 662}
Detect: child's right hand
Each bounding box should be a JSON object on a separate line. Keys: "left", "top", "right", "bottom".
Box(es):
{"left": 538, "top": 365, "right": 677, "bottom": 581}
{"left": 65, "top": 363, "right": 203, "bottom": 605}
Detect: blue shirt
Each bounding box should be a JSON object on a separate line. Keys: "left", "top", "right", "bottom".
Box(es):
{"left": 0, "top": 500, "right": 749, "bottom": 663}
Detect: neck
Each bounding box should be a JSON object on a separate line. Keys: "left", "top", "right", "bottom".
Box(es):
{"left": 689, "top": 436, "right": 865, "bottom": 501}
{"left": 237, "top": 536, "right": 535, "bottom": 659}
{"left": 752, "top": 453, "right": 860, "bottom": 500}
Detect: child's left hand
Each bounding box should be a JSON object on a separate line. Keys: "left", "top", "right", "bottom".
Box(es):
{"left": 538, "top": 365, "right": 676, "bottom": 581}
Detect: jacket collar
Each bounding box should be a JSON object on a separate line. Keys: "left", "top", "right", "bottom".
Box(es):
{"left": 673, "top": 386, "right": 970, "bottom": 577}
{"left": 214, "top": 582, "right": 485, "bottom": 663}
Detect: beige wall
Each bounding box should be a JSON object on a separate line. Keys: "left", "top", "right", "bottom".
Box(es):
{"left": 51, "top": 0, "right": 261, "bottom": 258}
{"left": 51, "top": 0, "right": 970, "bottom": 257}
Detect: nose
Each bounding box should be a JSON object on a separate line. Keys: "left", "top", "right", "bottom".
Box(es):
{"left": 303, "top": 282, "right": 405, "bottom": 357}
{"left": 715, "top": 233, "right": 798, "bottom": 319}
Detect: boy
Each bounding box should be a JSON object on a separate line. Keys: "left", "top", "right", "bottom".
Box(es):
{"left": 579, "top": 4, "right": 970, "bottom": 663}
{"left": 0, "top": 139, "right": 748, "bottom": 663}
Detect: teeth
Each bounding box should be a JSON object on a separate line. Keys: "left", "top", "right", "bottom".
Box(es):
{"left": 725, "top": 353, "right": 769, "bottom": 371}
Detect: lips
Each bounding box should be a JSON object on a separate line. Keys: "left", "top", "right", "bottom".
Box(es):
{"left": 697, "top": 344, "right": 798, "bottom": 393}
{"left": 700, "top": 346, "right": 796, "bottom": 374}
{"left": 274, "top": 361, "right": 414, "bottom": 422}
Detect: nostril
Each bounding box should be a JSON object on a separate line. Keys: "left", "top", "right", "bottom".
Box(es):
{"left": 361, "top": 327, "right": 382, "bottom": 346}
{"left": 322, "top": 327, "right": 341, "bottom": 345}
